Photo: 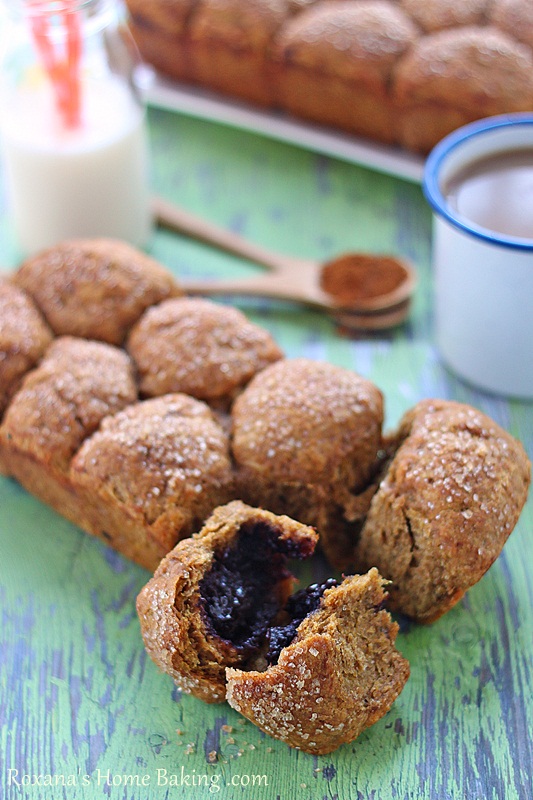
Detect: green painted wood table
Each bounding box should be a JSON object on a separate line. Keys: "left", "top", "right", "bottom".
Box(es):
{"left": 1, "top": 107, "right": 532, "bottom": 800}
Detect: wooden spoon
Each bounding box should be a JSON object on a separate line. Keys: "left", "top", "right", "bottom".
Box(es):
{"left": 153, "top": 196, "right": 417, "bottom": 330}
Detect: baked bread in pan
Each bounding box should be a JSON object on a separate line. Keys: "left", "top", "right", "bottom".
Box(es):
{"left": 125, "top": 0, "right": 533, "bottom": 153}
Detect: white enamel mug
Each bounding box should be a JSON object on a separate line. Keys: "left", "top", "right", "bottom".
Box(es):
{"left": 423, "top": 114, "right": 533, "bottom": 399}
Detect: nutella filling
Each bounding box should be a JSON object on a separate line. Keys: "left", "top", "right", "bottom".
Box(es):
{"left": 200, "top": 521, "right": 336, "bottom": 666}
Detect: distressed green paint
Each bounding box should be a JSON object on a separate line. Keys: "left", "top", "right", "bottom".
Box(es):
{"left": 1, "top": 107, "right": 532, "bottom": 800}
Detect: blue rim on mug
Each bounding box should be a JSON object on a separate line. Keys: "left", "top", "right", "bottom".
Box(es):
{"left": 423, "top": 113, "right": 533, "bottom": 252}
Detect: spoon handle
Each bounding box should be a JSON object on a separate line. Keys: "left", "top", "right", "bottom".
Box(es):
{"left": 179, "top": 275, "right": 324, "bottom": 307}
{"left": 153, "top": 196, "right": 302, "bottom": 273}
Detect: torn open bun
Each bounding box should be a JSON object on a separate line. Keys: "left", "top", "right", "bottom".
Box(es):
{"left": 136, "top": 501, "right": 409, "bottom": 752}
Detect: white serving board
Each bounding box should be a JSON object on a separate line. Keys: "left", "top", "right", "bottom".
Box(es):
{"left": 138, "top": 68, "right": 425, "bottom": 184}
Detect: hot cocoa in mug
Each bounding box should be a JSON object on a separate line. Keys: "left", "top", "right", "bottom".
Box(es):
{"left": 424, "top": 114, "right": 533, "bottom": 399}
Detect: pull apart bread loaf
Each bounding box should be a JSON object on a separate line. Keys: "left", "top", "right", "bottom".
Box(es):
{"left": 0, "top": 238, "right": 530, "bottom": 752}
{"left": 125, "top": 0, "right": 533, "bottom": 154}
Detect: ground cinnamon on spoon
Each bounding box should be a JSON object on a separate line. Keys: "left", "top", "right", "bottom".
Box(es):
{"left": 320, "top": 254, "right": 407, "bottom": 306}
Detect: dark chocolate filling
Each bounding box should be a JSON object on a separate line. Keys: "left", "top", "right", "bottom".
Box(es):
{"left": 200, "top": 521, "right": 337, "bottom": 666}
{"left": 200, "top": 520, "right": 297, "bottom": 653}
{"left": 266, "top": 578, "right": 338, "bottom": 665}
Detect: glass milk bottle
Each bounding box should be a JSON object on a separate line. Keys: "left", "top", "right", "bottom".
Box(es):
{"left": 0, "top": 0, "right": 152, "bottom": 255}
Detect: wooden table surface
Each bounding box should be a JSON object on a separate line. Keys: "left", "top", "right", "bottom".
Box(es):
{"left": 1, "top": 106, "right": 532, "bottom": 800}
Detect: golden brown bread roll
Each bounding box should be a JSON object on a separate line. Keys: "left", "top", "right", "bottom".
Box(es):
{"left": 231, "top": 357, "right": 386, "bottom": 568}
{"left": 127, "top": 296, "right": 283, "bottom": 409}
{"left": 70, "top": 394, "right": 236, "bottom": 569}
{"left": 490, "top": 0, "right": 533, "bottom": 49}
{"left": 12, "top": 238, "right": 182, "bottom": 345}
{"left": 393, "top": 26, "right": 533, "bottom": 153}
{"left": 0, "top": 336, "right": 137, "bottom": 522}
{"left": 188, "top": 0, "right": 290, "bottom": 106}
{"left": 273, "top": 1, "right": 418, "bottom": 145}
{"left": 354, "top": 399, "right": 532, "bottom": 622}
{"left": 0, "top": 280, "right": 53, "bottom": 419}
{"left": 232, "top": 358, "right": 384, "bottom": 490}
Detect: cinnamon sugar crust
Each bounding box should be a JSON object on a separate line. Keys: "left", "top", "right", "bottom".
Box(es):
{"left": 189, "top": 0, "right": 290, "bottom": 51}
{"left": 227, "top": 568, "right": 409, "bottom": 754}
{"left": 232, "top": 357, "right": 385, "bottom": 566}
{"left": 188, "top": 0, "right": 295, "bottom": 105}
{"left": 0, "top": 281, "right": 53, "bottom": 420}
{"left": 394, "top": 26, "right": 533, "bottom": 107}
{"left": 13, "top": 238, "right": 182, "bottom": 345}
{"left": 393, "top": 26, "right": 533, "bottom": 152}
{"left": 0, "top": 336, "right": 137, "bottom": 526}
{"left": 232, "top": 357, "right": 383, "bottom": 488}
{"left": 70, "top": 394, "right": 235, "bottom": 566}
{"left": 398, "top": 0, "right": 489, "bottom": 33}
{"left": 355, "top": 399, "right": 532, "bottom": 623}
{"left": 127, "top": 297, "right": 283, "bottom": 409}
{"left": 0, "top": 336, "right": 137, "bottom": 474}
{"left": 273, "top": 1, "right": 417, "bottom": 143}
{"left": 275, "top": 1, "right": 417, "bottom": 87}
{"left": 490, "top": 0, "right": 533, "bottom": 49}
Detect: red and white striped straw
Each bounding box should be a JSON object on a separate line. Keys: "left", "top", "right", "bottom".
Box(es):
{"left": 28, "top": 0, "right": 82, "bottom": 128}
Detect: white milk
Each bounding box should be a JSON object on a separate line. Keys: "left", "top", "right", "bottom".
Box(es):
{"left": 0, "top": 75, "right": 152, "bottom": 255}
